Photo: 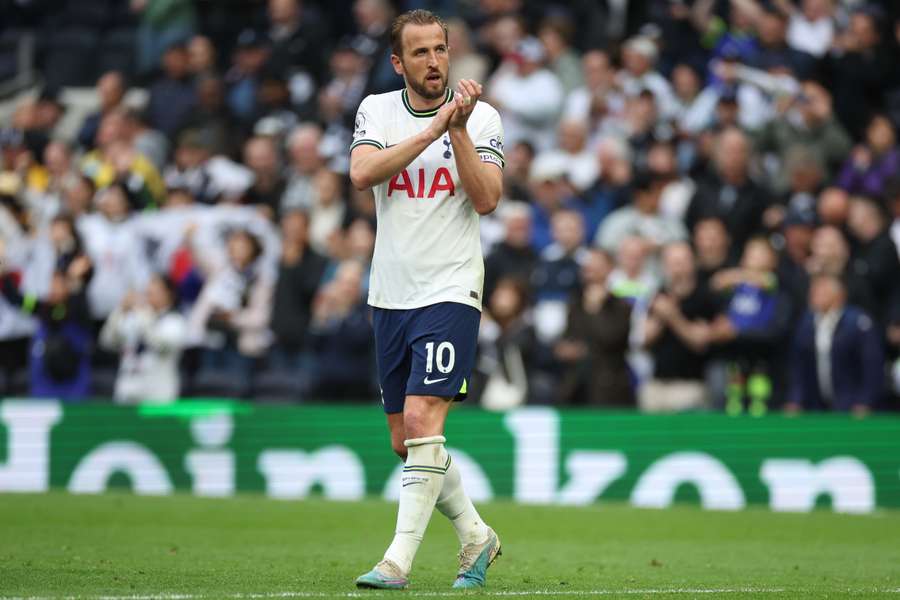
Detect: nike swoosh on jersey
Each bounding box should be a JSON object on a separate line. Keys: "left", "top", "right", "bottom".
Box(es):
{"left": 423, "top": 376, "right": 449, "bottom": 385}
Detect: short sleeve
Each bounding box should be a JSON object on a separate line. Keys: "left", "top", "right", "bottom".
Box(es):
{"left": 350, "top": 95, "right": 386, "bottom": 153}
{"left": 473, "top": 106, "right": 505, "bottom": 170}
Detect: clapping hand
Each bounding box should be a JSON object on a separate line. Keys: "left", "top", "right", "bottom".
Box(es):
{"left": 449, "top": 79, "right": 482, "bottom": 129}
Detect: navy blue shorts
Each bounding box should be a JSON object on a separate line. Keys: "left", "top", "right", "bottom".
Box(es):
{"left": 372, "top": 302, "right": 480, "bottom": 414}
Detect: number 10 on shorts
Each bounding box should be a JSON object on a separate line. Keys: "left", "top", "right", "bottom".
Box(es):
{"left": 425, "top": 341, "right": 455, "bottom": 374}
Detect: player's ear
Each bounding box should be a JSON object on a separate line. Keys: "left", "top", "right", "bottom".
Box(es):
{"left": 391, "top": 54, "right": 404, "bottom": 76}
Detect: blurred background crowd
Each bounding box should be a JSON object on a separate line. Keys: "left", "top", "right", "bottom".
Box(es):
{"left": 0, "top": 0, "right": 898, "bottom": 414}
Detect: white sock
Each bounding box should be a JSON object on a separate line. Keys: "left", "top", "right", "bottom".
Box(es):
{"left": 383, "top": 436, "right": 448, "bottom": 575}
{"left": 435, "top": 453, "right": 490, "bottom": 546}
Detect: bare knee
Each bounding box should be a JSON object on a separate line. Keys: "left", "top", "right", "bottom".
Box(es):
{"left": 404, "top": 395, "right": 451, "bottom": 438}
{"left": 391, "top": 438, "right": 408, "bottom": 460}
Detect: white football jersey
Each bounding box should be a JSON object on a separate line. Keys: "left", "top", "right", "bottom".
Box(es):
{"left": 351, "top": 88, "right": 505, "bottom": 311}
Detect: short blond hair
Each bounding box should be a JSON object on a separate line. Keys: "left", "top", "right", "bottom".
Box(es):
{"left": 390, "top": 9, "right": 449, "bottom": 56}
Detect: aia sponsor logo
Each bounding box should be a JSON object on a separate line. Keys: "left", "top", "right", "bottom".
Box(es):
{"left": 387, "top": 167, "right": 455, "bottom": 198}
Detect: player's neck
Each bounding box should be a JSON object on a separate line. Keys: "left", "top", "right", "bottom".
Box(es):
{"left": 405, "top": 86, "right": 448, "bottom": 112}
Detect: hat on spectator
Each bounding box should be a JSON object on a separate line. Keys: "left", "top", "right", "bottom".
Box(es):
{"left": 529, "top": 152, "right": 568, "bottom": 183}
{"left": 624, "top": 36, "right": 658, "bottom": 62}
{"left": 514, "top": 37, "right": 546, "bottom": 63}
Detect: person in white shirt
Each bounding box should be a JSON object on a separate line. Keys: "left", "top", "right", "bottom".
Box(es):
{"left": 486, "top": 36, "right": 564, "bottom": 151}
{"left": 348, "top": 9, "right": 503, "bottom": 592}
{"left": 78, "top": 183, "right": 152, "bottom": 322}
{"left": 618, "top": 36, "right": 679, "bottom": 121}
{"left": 100, "top": 274, "right": 187, "bottom": 404}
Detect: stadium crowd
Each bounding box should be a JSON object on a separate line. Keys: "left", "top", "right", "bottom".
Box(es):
{"left": 0, "top": 0, "right": 898, "bottom": 414}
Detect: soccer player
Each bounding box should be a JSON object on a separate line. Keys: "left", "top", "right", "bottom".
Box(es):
{"left": 349, "top": 9, "right": 504, "bottom": 591}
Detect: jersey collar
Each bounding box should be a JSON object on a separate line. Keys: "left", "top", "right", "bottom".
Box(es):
{"left": 401, "top": 88, "right": 454, "bottom": 118}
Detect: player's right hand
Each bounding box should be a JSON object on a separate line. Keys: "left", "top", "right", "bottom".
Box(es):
{"left": 427, "top": 101, "right": 457, "bottom": 141}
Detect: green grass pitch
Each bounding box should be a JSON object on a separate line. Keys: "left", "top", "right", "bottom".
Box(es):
{"left": 1, "top": 493, "right": 898, "bottom": 599}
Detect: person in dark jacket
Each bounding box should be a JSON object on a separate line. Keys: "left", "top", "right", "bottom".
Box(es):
{"left": 483, "top": 201, "right": 538, "bottom": 302}
{"left": 686, "top": 127, "right": 768, "bottom": 254}
{"left": 270, "top": 209, "right": 327, "bottom": 371}
{"left": 555, "top": 248, "right": 633, "bottom": 406}
{"left": 788, "top": 274, "right": 884, "bottom": 414}
{"left": 1, "top": 265, "right": 93, "bottom": 401}
{"left": 308, "top": 260, "right": 375, "bottom": 400}
{"left": 846, "top": 195, "right": 900, "bottom": 324}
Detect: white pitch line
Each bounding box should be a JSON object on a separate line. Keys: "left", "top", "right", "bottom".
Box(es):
{"left": 4, "top": 590, "right": 900, "bottom": 600}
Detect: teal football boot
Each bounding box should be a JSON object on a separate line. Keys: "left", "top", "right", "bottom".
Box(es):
{"left": 355, "top": 559, "right": 409, "bottom": 590}
{"left": 451, "top": 528, "right": 502, "bottom": 589}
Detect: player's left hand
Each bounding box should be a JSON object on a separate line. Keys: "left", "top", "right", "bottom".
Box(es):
{"left": 449, "top": 79, "right": 482, "bottom": 129}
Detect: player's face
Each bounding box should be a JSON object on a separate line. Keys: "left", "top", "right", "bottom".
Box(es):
{"left": 393, "top": 23, "right": 449, "bottom": 101}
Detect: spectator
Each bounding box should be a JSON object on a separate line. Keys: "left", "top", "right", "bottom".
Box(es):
{"left": 308, "top": 259, "right": 374, "bottom": 399}
{"left": 838, "top": 114, "right": 900, "bottom": 198}
{"left": 751, "top": 5, "right": 815, "bottom": 78}
{"left": 354, "top": 0, "right": 398, "bottom": 96}
{"left": 99, "top": 274, "right": 187, "bottom": 404}
{"left": 539, "top": 119, "right": 599, "bottom": 196}
{"left": 846, "top": 195, "right": 900, "bottom": 322}
{"left": 502, "top": 140, "right": 535, "bottom": 202}
{"left": 270, "top": 209, "right": 327, "bottom": 371}
{"left": 709, "top": 237, "right": 792, "bottom": 415}
{"left": 687, "top": 127, "right": 768, "bottom": 253}
{"left": 1, "top": 264, "right": 93, "bottom": 401}
{"left": 816, "top": 185, "right": 850, "bottom": 228}
{"left": 525, "top": 152, "right": 579, "bottom": 252}
{"left": 307, "top": 169, "right": 346, "bottom": 256}
{"left": 648, "top": 139, "right": 696, "bottom": 222}
{"left": 531, "top": 209, "right": 587, "bottom": 345}
{"left": 537, "top": 14, "right": 583, "bottom": 94}
{"left": 609, "top": 235, "right": 658, "bottom": 305}
{"left": 618, "top": 36, "right": 678, "bottom": 120}
{"left": 187, "top": 35, "right": 217, "bottom": 77}
{"left": 596, "top": 170, "right": 688, "bottom": 253}
{"left": 830, "top": 7, "right": 891, "bottom": 138}
{"left": 563, "top": 49, "right": 624, "bottom": 139}
{"left": 447, "top": 18, "right": 489, "bottom": 90}
{"left": 282, "top": 123, "right": 325, "bottom": 212}
{"left": 318, "top": 41, "right": 368, "bottom": 133}
{"left": 780, "top": 0, "right": 835, "bottom": 58}
{"left": 266, "top": 0, "right": 330, "bottom": 87}
{"left": 807, "top": 225, "right": 877, "bottom": 317}
{"left": 79, "top": 110, "right": 166, "bottom": 209}
{"left": 21, "top": 140, "right": 76, "bottom": 230}
{"left": 555, "top": 248, "right": 633, "bottom": 406}
{"left": 242, "top": 135, "right": 285, "bottom": 217}
{"left": 475, "top": 277, "right": 535, "bottom": 411}
{"left": 788, "top": 274, "right": 883, "bottom": 414}
{"left": 79, "top": 184, "right": 152, "bottom": 322}
{"left": 671, "top": 62, "right": 719, "bottom": 136}
{"left": 77, "top": 71, "right": 127, "bottom": 150}
{"left": 778, "top": 205, "right": 817, "bottom": 319}
{"left": 487, "top": 37, "right": 564, "bottom": 151}
{"left": 755, "top": 81, "right": 851, "bottom": 195}
{"left": 133, "top": 0, "right": 196, "bottom": 75}
{"left": 146, "top": 41, "right": 197, "bottom": 137}
{"left": 189, "top": 228, "right": 275, "bottom": 398}
{"left": 693, "top": 216, "right": 734, "bottom": 285}
{"left": 181, "top": 75, "right": 238, "bottom": 158}
{"left": 226, "top": 29, "right": 271, "bottom": 124}
{"left": 123, "top": 109, "right": 170, "bottom": 172}
{"left": 484, "top": 201, "right": 538, "bottom": 304}
{"left": 641, "top": 242, "right": 720, "bottom": 412}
